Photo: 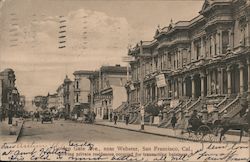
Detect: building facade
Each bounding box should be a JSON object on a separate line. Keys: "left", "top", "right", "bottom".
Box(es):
{"left": 47, "top": 93, "right": 58, "bottom": 110}
{"left": 126, "top": 0, "right": 250, "bottom": 126}
{"left": 0, "top": 69, "right": 20, "bottom": 122}
{"left": 63, "top": 75, "right": 74, "bottom": 118}
{"left": 73, "top": 71, "right": 93, "bottom": 104}
{"left": 33, "top": 95, "right": 47, "bottom": 111}
{"left": 0, "top": 79, "right": 2, "bottom": 120}
{"left": 89, "top": 65, "right": 129, "bottom": 120}
{"left": 19, "top": 95, "right": 25, "bottom": 114}
{"left": 56, "top": 84, "right": 64, "bottom": 111}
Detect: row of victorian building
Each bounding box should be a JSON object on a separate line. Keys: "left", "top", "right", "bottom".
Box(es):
{"left": 35, "top": 64, "right": 129, "bottom": 120}
{"left": 0, "top": 68, "right": 25, "bottom": 123}
{"left": 124, "top": 0, "right": 250, "bottom": 127}
{"left": 35, "top": 0, "right": 250, "bottom": 127}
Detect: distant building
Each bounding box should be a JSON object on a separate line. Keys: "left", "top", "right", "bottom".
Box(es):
{"left": 0, "top": 69, "right": 20, "bottom": 119}
{"left": 33, "top": 95, "right": 47, "bottom": 111}
{"left": 73, "top": 71, "right": 93, "bottom": 117}
{"left": 47, "top": 93, "right": 58, "bottom": 113}
{"left": 19, "top": 95, "right": 25, "bottom": 111}
{"left": 63, "top": 75, "right": 74, "bottom": 118}
{"left": 88, "top": 65, "right": 130, "bottom": 120}
{"left": 56, "top": 84, "right": 64, "bottom": 112}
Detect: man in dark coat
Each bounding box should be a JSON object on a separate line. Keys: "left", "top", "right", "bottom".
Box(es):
{"left": 125, "top": 114, "right": 129, "bottom": 125}
{"left": 188, "top": 110, "right": 201, "bottom": 131}
{"left": 110, "top": 112, "right": 113, "bottom": 122}
{"left": 171, "top": 113, "right": 177, "bottom": 129}
{"left": 114, "top": 113, "right": 118, "bottom": 125}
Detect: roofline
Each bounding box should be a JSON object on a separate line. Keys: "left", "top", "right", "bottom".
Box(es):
{"left": 73, "top": 70, "right": 94, "bottom": 76}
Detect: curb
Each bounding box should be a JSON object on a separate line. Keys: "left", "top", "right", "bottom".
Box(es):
{"left": 95, "top": 123, "right": 199, "bottom": 142}
{"left": 15, "top": 120, "right": 24, "bottom": 143}
{"left": 95, "top": 123, "right": 247, "bottom": 144}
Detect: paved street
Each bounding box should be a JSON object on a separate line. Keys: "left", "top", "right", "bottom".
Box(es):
{"left": 18, "top": 119, "right": 178, "bottom": 143}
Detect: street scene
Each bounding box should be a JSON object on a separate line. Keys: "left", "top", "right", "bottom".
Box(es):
{"left": 0, "top": 0, "right": 250, "bottom": 153}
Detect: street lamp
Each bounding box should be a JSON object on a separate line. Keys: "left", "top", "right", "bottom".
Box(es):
{"left": 8, "top": 101, "right": 13, "bottom": 125}
{"left": 139, "top": 41, "right": 146, "bottom": 130}
{"left": 140, "top": 105, "right": 144, "bottom": 130}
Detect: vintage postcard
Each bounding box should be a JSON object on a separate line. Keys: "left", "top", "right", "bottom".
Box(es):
{"left": 0, "top": 0, "right": 249, "bottom": 161}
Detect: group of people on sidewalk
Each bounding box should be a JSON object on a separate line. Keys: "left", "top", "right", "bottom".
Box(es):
{"left": 109, "top": 112, "right": 130, "bottom": 125}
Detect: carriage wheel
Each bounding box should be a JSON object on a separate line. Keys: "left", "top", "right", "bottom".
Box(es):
{"left": 196, "top": 125, "right": 212, "bottom": 142}
{"left": 208, "top": 127, "right": 220, "bottom": 142}
{"left": 180, "top": 129, "right": 195, "bottom": 141}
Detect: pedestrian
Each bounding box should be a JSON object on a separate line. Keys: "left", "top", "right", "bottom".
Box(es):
{"left": 109, "top": 112, "right": 113, "bottom": 122}
{"left": 37, "top": 112, "right": 40, "bottom": 121}
{"left": 92, "top": 112, "right": 96, "bottom": 122}
{"left": 0, "top": 110, "right": 2, "bottom": 122}
{"left": 125, "top": 114, "right": 129, "bottom": 125}
{"left": 171, "top": 113, "right": 177, "bottom": 130}
{"left": 114, "top": 113, "right": 118, "bottom": 125}
{"left": 2, "top": 111, "right": 5, "bottom": 121}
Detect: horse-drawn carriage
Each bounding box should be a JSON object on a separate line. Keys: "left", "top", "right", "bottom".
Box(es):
{"left": 83, "top": 111, "right": 96, "bottom": 124}
{"left": 181, "top": 111, "right": 221, "bottom": 141}
{"left": 181, "top": 106, "right": 249, "bottom": 142}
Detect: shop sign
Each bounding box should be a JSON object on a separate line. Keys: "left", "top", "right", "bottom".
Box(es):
{"left": 94, "top": 95, "right": 113, "bottom": 100}
{"left": 156, "top": 74, "right": 166, "bottom": 87}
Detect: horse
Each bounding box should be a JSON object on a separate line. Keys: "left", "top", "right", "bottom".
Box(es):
{"left": 219, "top": 104, "right": 249, "bottom": 142}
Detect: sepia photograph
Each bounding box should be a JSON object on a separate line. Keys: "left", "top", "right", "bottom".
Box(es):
{"left": 0, "top": 0, "right": 249, "bottom": 161}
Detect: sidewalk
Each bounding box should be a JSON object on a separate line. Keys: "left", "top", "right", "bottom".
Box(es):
{"left": 0, "top": 118, "right": 24, "bottom": 144}
{"left": 95, "top": 120, "right": 249, "bottom": 143}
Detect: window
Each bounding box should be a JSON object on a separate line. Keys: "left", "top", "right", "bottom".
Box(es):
{"left": 176, "top": 51, "right": 178, "bottom": 68}
{"left": 182, "top": 49, "right": 187, "bottom": 66}
{"left": 209, "top": 37, "right": 212, "bottom": 56}
{"left": 76, "top": 81, "right": 79, "bottom": 89}
{"left": 222, "top": 31, "right": 229, "bottom": 54}
{"left": 214, "top": 35, "right": 217, "bottom": 55}
{"left": 76, "top": 94, "right": 79, "bottom": 102}
{"left": 195, "top": 40, "right": 201, "bottom": 60}
{"left": 155, "top": 58, "right": 158, "bottom": 70}
{"left": 241, "top": 28, "right": 246, "bottom": 46}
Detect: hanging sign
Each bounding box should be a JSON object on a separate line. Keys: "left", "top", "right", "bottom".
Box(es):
{"left": 156, "top": 74, "right": 166, "bottom": 87}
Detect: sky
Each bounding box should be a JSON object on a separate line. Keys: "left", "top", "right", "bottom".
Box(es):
{"left": 0, "top": 0, "right": 204, "bottom": 100}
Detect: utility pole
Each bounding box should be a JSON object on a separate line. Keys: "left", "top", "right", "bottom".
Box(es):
{"left": 139, "top": 41, "right": 144, "bottom": 130}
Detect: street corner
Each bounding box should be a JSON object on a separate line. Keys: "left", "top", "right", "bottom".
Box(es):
{"left": 0, "top": 119, "right": 24, "bottom": 144}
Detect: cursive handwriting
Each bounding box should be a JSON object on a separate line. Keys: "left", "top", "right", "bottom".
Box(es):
{"left": 111, "top": 154, "right": 144, "bottom": 161}
{"left": 1, "top": 141, "right": 248, "bottom": 161}
{"left": 1, "top": 143, "right": 16, "bottom": 149}
{"left": 68, "top": 155, "right": 108, "bottom": 161}
{"left": 68, "top": 140, "right": 94, "bottom": 150}
{"left": 153, "top": 155, "right": 167, "bottom": 161}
